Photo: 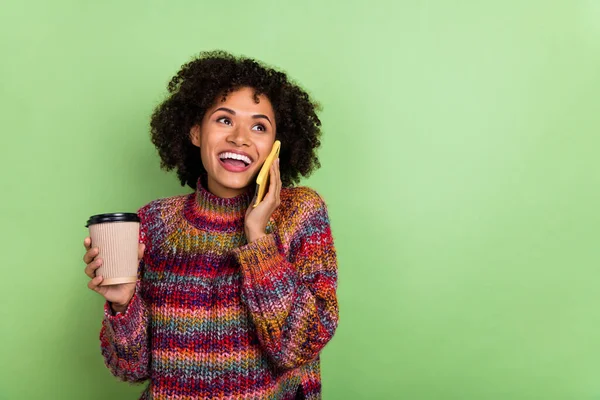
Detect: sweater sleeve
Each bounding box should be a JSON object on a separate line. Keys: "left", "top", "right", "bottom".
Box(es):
{"left": 99, "top": 280, "right": 150, "bottom": 382}
{"left": 98, "top": 205, "right": 151, "bottom": 383}
{"left": 232, "top": 191, "right": 339, "bottom": 370}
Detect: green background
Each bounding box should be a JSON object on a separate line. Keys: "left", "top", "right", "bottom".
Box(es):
{"left": 1, "top": 0, "right": 599, "bottom": 399}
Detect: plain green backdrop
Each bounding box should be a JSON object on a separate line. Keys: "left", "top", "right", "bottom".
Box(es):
{"left": 1, "top": 0, "right": 599, "bottom": 399}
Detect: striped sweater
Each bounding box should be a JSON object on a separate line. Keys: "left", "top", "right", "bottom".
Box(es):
{"left": 99, "top": 177, "right": 339, "bottom": 399}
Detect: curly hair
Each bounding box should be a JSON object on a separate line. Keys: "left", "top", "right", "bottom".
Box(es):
{"left": 149, "top": 50, "right": 323, "bottom": 190}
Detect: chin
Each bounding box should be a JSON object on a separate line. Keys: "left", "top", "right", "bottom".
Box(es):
{"left": 218, "top": 176, "right": 254, "bottom": 190}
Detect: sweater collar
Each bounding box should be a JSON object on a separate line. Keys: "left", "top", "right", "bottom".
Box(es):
{"left": 183, "top": 176, "right": 253, "bottom": 231}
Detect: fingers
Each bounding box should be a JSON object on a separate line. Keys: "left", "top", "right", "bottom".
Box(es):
{"left": 84, "top": 237, "right": 92, "bottom": 250}
{"left": 268, "top": 158, "right": 281, "bottom": 206}
{"left": 268, "top": 161, "right": 276, "bottom": 194}
{"left": 87, "top": 275, "right": 105, "bottom": 294}
{"left": 84, "top": 258, "right": 103, "bottom": 279}
{"left": 263, "top": 163, "right": 275, "bottom": 204}
{"left": 83, "top": 246, "right": 99, "bottom": 264}
{"left": 275, "top": 158, "right": 281, "bottom": 202}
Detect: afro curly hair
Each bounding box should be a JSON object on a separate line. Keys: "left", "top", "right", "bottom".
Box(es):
{"left": 149, "top": 50, "right": 323, "bottom": 190}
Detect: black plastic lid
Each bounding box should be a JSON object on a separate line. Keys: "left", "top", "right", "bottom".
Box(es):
{"left": 86, "top": 212, "right": 140, "bottom": 227}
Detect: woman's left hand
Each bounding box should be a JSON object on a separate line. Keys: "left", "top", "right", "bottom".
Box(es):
{"left": 244, "top": 158, "right": 281, "bottom": 243}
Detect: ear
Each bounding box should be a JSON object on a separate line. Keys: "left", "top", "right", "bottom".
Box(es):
{"left": 190, "top": 125, "right": 201, "bottom": 148}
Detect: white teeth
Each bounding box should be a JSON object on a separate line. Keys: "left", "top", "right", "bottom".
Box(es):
{"left": 219, "top": 152, "right": 252, "bottom": 165}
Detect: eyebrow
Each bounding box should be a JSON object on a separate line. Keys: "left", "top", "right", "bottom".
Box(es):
{"left": 212, "top": 107, "right": 272, "bottom": 125}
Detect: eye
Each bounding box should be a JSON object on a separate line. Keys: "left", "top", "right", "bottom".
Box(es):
{"left": 252, "top": 124, "right": 267, "bottom": 132}
{"left": 216, "top": 117, "right": 232, "bottom": 125}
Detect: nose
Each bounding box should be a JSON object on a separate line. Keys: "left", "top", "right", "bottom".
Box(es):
{"left": 227, "top": 125, "right": 251, "bottom": 147}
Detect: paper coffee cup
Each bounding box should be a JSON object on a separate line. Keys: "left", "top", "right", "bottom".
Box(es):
{"left": 86, "top": 213, "right": 140, "bottom": 286}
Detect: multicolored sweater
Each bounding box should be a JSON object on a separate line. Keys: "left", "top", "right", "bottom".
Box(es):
{"left": 99, "top": 177, "right": 339, "bottom": 399}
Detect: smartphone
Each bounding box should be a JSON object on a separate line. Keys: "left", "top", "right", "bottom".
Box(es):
{"left": 253, "top": 140, "right": 281, "bottom": 208}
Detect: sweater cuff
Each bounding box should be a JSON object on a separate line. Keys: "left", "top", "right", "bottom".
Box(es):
{"left": 233, "top": 234, "right": 285, "bottom": 280}
{"left": 103, "top": 290, "right": 146, "bottom": 339}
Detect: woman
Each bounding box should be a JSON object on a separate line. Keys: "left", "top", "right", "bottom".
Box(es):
{"left": 83, "top": 50, "right": 339, "bottom": 399}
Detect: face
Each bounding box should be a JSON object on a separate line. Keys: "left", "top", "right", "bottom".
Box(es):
{"left": 190, "top": 86, "right": 277, "bottom": 198}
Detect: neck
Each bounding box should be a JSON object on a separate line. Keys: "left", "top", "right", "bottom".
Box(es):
{"left": 201, "top": 174, "right": 254, "bottom": 199}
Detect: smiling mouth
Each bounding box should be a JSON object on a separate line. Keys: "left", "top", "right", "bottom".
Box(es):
{"left": 218, "top": 152, "right": 253, "bottom": 169}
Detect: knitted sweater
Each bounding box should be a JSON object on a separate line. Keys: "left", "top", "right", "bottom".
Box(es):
{"left": 99, "top": 177, "right": 339, "bottom": 399}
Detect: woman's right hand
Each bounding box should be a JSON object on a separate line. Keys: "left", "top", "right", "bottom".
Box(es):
{"left": 83, "top": 236, "right": 145, "bottom": 312}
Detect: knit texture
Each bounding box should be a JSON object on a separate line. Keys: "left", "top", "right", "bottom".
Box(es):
{"left": 99, "top": 177, "right": 338, "bottom": 399}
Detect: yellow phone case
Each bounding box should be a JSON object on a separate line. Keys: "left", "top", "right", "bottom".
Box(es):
{"left": 253, "top": 140, "right": 281, "bottom": 208}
